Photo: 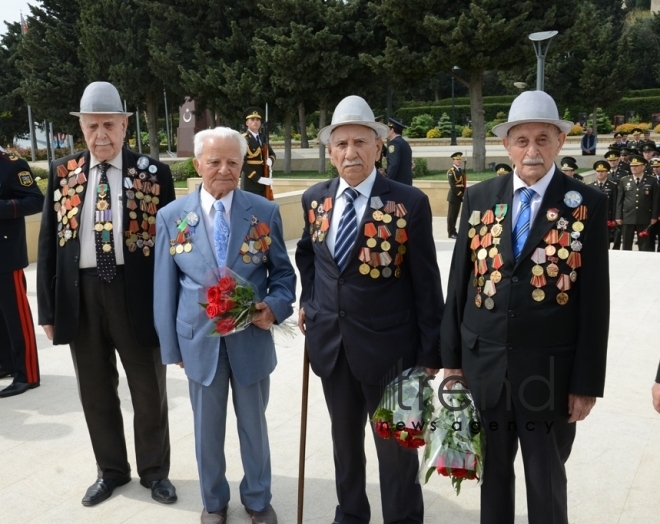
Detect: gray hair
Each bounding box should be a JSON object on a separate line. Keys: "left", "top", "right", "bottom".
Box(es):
{"left": 193, "top": 126, "right": 247, "bottom": 159}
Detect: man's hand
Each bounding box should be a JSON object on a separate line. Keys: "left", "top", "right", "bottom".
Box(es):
{"left": 443, "top": 368, "right": 465, "bottom": 390}
{"left": 567, "top": 394, "right": 596, "bottom": 423}
{"left": 425, "top": 368, "right": 440, "bottom": 377}
{"left": 616, "top": 219, "right": 623, "bottom": 225}
{"left": 652, "top": 383, "right": 660, "bottom": 413}
{"left": 252, "top": 301, "right": 275, "bottom": 330}
{"left": 266, "top": 158, "right": 273, "bottom": 168}
{"left": 298, "top": 307, "right": 306, "bottom": 336}
{"left": 176, "top": 362, "right": 184, "bottom": 369}
{"left": 42, "top": 325, "right": 54, "bottom": 341}
{"left": 651, "top": 218, "right": 657, "bottom": 225}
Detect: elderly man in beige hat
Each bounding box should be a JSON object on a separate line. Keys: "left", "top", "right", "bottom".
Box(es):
{"left": 37, "top": 81, "right": 177, "bottom": 507}
{"left": 296, "top": 95, "right": 444, "bottom": 523}
{"left": 441, "top": 90, "right": 610, "bottom": 524}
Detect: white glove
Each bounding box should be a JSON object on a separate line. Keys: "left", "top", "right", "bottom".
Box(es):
{"left": 266, "top": 158, "right": 273, "bottom": 168}
{"left": 258, "top": 177, "right": 273, "bottom": 186}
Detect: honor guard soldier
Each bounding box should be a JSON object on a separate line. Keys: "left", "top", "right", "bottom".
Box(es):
{"left": 611, "top": 132, "right": 626, "bottom": 150}
{"left": 0, "top": 149, "right": 42, "bottom": 397}
{"left": 495, "top": 163, "right": 512, "bottom": 176}
{"left": 639, "top": 129, "right": 656, "bottom": 151}
{"left": 560, "top": 157, "right": 582, "bottom": 181}
{"left": 605, "top": 149, "right": 629, "bottom": 183}
{"left": 240, "top": 107, "right": 276, "bottom": 199}
{"left": 447, "top": 151, "right": 466, "bottom": 238}
{"left": 615, "top": 154, "right": 659, "bottom": 251}
{"left": 385, "top": 118, "right": 413, "bottom": 185}
{"left": 627, "top": 128, "right": 643, "bottom": 150}
{"left": 591, "top": 160, "right": 618, "bottom": 247}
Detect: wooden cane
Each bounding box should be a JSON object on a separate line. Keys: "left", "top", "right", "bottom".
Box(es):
{"left": 297, "top": 344, "right": 310, "bottom": 524}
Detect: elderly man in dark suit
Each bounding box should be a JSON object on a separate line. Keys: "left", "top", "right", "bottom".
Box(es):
{"left": 37, "top": 82, "right": 177, "bottom": 507}
{"left": 296, "top": 95, "right": 444, "bottom": 524}
{"left": 441, "top": 90, "right": 610, "bottom": 524}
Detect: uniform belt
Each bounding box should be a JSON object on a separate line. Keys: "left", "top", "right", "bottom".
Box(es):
{"left": 246, "top": 160, "right": 264, "bottom": 165}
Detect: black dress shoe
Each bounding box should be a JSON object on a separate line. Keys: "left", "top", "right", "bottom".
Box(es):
{"left": 81, "top": 476, "right": 131, "bottom": 506}
{"left": 140, "top": 477, "right": 177, "bottom": 504}
{"left": 449, "top": 233, "right": 458, "bottom": 239}
{"left": 0, "top": 382, "right": 39, "bottom": 398}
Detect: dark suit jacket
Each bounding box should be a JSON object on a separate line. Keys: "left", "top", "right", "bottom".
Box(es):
{"left": 590, "top": 179, "right": 618, "bottom": 222}
{"left": 296, "top": 174, "right": 443, "bottom": 385}
{"left": 386, "top": 135, "right": 413, "bottom": 185}
{"left": 441, "top": 168, "right": 610, "bottom": 421}
{"left": 37, "top": 148, "right": 175, "bottom": 348}
{"left": 241, "top": 132, "right": 275, "bottom": 196}
{"left": 615, "top": 174, "right": 659, "bottom": 224}
{"left": 447, "top": 165, "right": 465, "bottom": 203}
{"left": 0, "top": 153, "right": 44, "bottom": 273}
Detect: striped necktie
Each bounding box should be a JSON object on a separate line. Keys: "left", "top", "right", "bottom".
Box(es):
{"left": 213, "top": 200, "right": 229, "bottom": 267}
{"left": 334, "top": 187, "right": 360, "bottom": 271}
{"left": 512, "top": 187, "right": 535, "bottom": 261}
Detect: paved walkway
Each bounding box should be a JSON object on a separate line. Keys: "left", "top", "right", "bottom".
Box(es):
{"left": 1, "top": 218, "right": 659, "bottom": 523}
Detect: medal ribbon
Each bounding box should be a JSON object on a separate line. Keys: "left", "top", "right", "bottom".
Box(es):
{"left": 377, "top": 225, "right": 391, "bottom": 239}
{"left": 572, "top": 205, "right": 588, "bottom": 220}
{"left": 468, "top": 211, "right": 481, "bottom": 226}
{"left": 531, "top": 247, "right": 546, "bottom": 265}
{"left": 383, "top": 201, "right": 396, "bottom": 213}
{"left": 395, "top": 203, "right": 407, "bottom": 217}
{"left": 484, "top": 279, "right": 496, "bottom": 297}
{"left": 531, "top": 274, "right": 547, "bottom": 287}
{"left": 556, "top": 274, "right": 571, "bottom": 291}
{"left": 359, "top": 247, "right": 370, "bottom": 263}
{"left": 482, "top": 210, "right": 495, "bottom": 225}
{"left": 558, "top": 231, "right": 570, "bottom": 246}
{"left": 364, "top": 223, "right": 377, "bottom": 238}
{"left": 566, "top": 252, "right": 582, "bottom": 269}
{"left": 494, "top": 204, "right": 508, "bottom": 219}
{"left": 395, "top": 229, "right": 408, "bottom": 243}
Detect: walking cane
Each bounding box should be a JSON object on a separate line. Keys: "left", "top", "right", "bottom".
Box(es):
{"left": 297, "top": 343, "right": 310, "bottom": 524}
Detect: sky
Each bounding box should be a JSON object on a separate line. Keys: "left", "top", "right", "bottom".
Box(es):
{"left": 0, "top": 0, "right": 36, "bottom": 37}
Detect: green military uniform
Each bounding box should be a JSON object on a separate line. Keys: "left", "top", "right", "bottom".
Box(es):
{"left": 446, "top": 152, "right": 465, "bottom": 238}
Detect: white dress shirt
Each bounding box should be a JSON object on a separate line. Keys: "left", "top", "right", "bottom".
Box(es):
{"left": 326, "top": 168, "right": 378, "bottom": 256}
{"left": 79, "top": 151, "right": 125, "bottom": 268}
{"left": 200, "top": 186, "right": 234, "bottom": 250}
{"left": 511, "top": 167, "right": 555, "bottom": 227}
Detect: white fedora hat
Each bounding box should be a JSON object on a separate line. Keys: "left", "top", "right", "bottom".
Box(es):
{"left": 318, "top": 95, "right": 388, "bottom": 145}
{"left": 70, "top": 81, "right": 133, "bottom": 117}
{"left": 492, "top": 90, "right": 572, "bottom": 138}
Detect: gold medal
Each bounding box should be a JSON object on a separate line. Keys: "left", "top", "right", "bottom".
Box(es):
{"left": 359, "top": 263, "right": 370, "bottom": 275}
{"left": 532, "top": 265, "right": 544, "bottom": 276}
{"left": 478, "top": 276, "right": 485, "bottom": 287}
{"left": 397, "top": 218, "right": 407, "bottom": 228}
{"left": 366, "top": 238, "right": 377, "bottom": 248}
{"left": 475, "top": 294, "right": 482, "bottom": 308}
{"left": 94, "top": 223, "right": 103, "bottom": 232}
{"left": 176, "top": 244, "right": 184, "bottom": 254}
{"left": 382, "top": 214, "right": 392, "bottom": 224}
{"left": 557, "top": 247, "right": 569, "bottom": 260}
{"left": 477, "top": 248, "right": 487, "bottom": 260}
{"left": 97, "top": 200, "right": 108, "bottom": 211}
{"left": 243, "top": 254, "right": 251, "bottom": 263}
{"left": 532, "top": 288, "right": 545, "bottom": 302}
{"left": 394, "top": 267, "right": 402, "bottom": 278}
{"left": 472, "top": 277, "right": 478, "bottom": 288}
{"left": 491, "top": 223, "right": 503, "bottom": 237}
{"left": 184, "top": 243, "right": 192, "bottom": 253}
{"left": 571, "top": 221, "right": 584, "bottom": 232}
{"left": 318, "top": 232, "right": 325, "bottom": 242}
{"left": 373, "top": 210, "right": 384, "bottom": 221}
{"left": 490, "top": 270, "right": 502, "bottom": 284}
{"left": 398, "top": 245, "right": 407, "bottom": 254}
{"left": 468, "top": 228, "right": 476, "bottom": 238}
{"left": 104, "top": 223, "right": 113, "bottom": 231}
{"left": 169, "top": 246, "right": 176, "bottom": 256}
{"left": 479, "top": 225, "right": 488, "bottom": 237}
{"left": 546, "top": 263, "right": 559, "bottom": 278}
{"left": 381, "top": 240, "right": 391, "bottom": 251}
{"left": 488, "top": 247, "right": 498, "bottom": 258}
{"left": 311, "top": 200, "right": 318, "bottom": 209}
{"left": 241, "top": 242, "right": 249, "bottom": 252}
{"left": 556, "top": 292, "right": 569, "bottom": 305}
{"left": 102, "top": 243, "right": 112, "bottom": 253}
{"left": 59, "top": 238, "right": 65, "bottom": 247}
{"left": 545, "top": 245, "right": 556, "bottom": 257}
{"left": 370, "top": 268, "right": 380, "bottom": 279}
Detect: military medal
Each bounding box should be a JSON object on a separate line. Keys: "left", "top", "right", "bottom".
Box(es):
{"left": 556, "top": 274, "right": 571, "bottom": 305}
{"left": 483, "top": 280, "right": 496, "bottom": 310}
{"left": 364, "top": 223, "right": 377, "bottom": 248}
{"left": 546, "top": 208, "right": 559, "bottom": 221}
{"left": 563, "top": 190, "right": 583, "bottom": 208}
{"left": 468, "top": 211, "right": 481, "bottom": 238}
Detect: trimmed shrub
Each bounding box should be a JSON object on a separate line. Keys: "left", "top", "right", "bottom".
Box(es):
{"left": 615, "top": 122, "right": 651, "bottom": 134}
{"left": 406, "top": 113, "right": 435, "bottom": 138}
{"left": 426, "top": 127, "right": 441, "bottom": 138}
{"left": 412, "top": 158, "right": 430, "bottom": 178}
{"left": 462, "top": 127, "right": 473, "bottom": 138}
{"left": 170, "top": 158, "right": 197, "bottom": 180}
{"left": 569, "top": 124, "right": 584, "bottom": 136}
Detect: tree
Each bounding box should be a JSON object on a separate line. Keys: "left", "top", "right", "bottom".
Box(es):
{"left": 0, "top": 23, "right": 29, "bottom": 146}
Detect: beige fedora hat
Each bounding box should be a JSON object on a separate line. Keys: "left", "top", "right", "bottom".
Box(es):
{"left": 492, "top": 90, "right": 572, "bottom": 138}
{"left": 70, "top": 81, "right": 133, "bottom": 117}
{"left": 318, "top": 96, "right": 388, "bottom": 145}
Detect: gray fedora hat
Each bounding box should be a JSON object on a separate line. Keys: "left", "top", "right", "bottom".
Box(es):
{"left": 492, "top": 90, "right": 572, "bottom": 138}
{"left": 70, "top": 81, "right": 133, "bottom": 117}
{"left": 318, "top": 95, "right": 388, "bottom": 145}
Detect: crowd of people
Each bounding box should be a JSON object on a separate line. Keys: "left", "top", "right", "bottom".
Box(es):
{"left": 1, "top": 82, "right": 659, "bottom": 524}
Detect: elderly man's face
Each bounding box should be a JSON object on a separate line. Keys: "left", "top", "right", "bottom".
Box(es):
{"left": 79, "top": 114, "right": 127, "bottom": 161}
{"left": 194, "top": 136, "right": 242, "bottom": 199}
{"left": 328, "top": 124, "right": 382, "bottom": 187}
{"left": 503, "top": 122, "right": 566, "bottom": 185}
{"left": 246, "top": 117, "right": 261, "bottom": 134}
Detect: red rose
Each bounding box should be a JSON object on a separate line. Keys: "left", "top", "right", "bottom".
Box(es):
{"left": 436, "top": 455, "right": 449, "bottom": 476}
{"left": 207, "top": 286, "right": 221, "bottom": 304}
{"left": 215, "top": 317, "right": 236, "bottom": 334}
{"left": 218, "top": 276, "right": 236, "bottom": 293}
{"left": 206, "top": 303, "right": 221, "bottom": 319}
{"left": 452, "top": 468, "right": 467, "bottom": 479}
{"left": 393, "top": 430, "right": 425, "bottom": 449}
{"left": 374, "top": 420, "right": 391, "bottom": 439}
{"left": 221, "top": 297, "right": 236, "bottom": 312}
{"left": 639, "top": 230, "right": 649, "bottom": 238}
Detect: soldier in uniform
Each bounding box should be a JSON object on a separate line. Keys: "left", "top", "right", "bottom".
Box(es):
{"left": 385, "top": 118, "right": 413, "bottom": 185}
{"left": 560, "top": 157, "right": 582, "bottom": 181}
{"left": 615, "top": 155, "right": 659, "bottom": 251}
{"left": 606, "top": 149, "right": 629, "bottom": 183}
{"left": 638, "top": 129, "right": 655, "bottom": 151}
{"left": 627, "top": 128, "right": 643, "bottom": 150}
{"left": 648, "top": 158, "right": 660, "bottom": 251}
{"left": 446, "top": 151, "right": 465, "bottom": 239}
{"left": 0, "top": 149, "right": 43, "bottom": 397}
{"left": 240, "top": 107, "right": 276, "bottom": 198}
{"left": 495, "top": 163, "right": 512, "bottom": 176}
{"left": 641, "top": 144, "right": 655, "bottom": 177}
{"left": 610, "top": 132, "right": 626, "bottom": 150}
{"left": 591, "top": 160, "right": 618, "bottom": 248}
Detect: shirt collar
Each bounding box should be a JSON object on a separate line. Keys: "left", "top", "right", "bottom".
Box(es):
{"left": 90, "top": 150, "right": 122, "bottom": 171}
{"left": 336, "top": 168, "right": 378, "bottom": 200}
{"left": 512, "top": 165, "right": 555, "bottom": 198}
{"left": 201, "top": 185, "right": 234, "bottom": 216}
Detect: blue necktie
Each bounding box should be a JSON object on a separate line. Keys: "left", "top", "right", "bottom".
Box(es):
{"left": 213, "top": 200, "right": 229, "bottom": 267}
{"left": 512, "top": 187, "right": 535, "bottom": 261}
{"left": 334, "top": 187, "right": 360, "bottom": 271}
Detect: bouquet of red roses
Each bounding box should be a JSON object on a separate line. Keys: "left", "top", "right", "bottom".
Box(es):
{"left": 371, "top": 367, "right": 436, "bottom": 450}
{"left": 419, "top": 383, "right": 485, "bottom": 495}
{"left": 200, "top": 268, "right": 258, "bottom": 336}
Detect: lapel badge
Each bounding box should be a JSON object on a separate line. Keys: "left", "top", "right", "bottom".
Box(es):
{"left": 137, "top": 156, "right": 149, "bottom": 170}
{"left": 546, "top": 208, "right": 559, "bottom": 221}
{"left": 563, "top": 191, "right": 582, "bottom": 208}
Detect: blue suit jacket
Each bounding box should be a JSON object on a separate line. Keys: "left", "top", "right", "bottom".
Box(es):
{"left": 154, "top": 187, "right": 296, "bottom": 387}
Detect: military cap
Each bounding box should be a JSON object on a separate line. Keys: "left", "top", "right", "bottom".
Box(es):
{"left": 651, "top": 158, "right": 660, "bottom": 168}
{"left": 644, "top": 129, "right": 651, "bottom": 135}
{"left": 605, "top": 150, "right": 620, "bottom": 160}
{"left": 620, "top": 148, "right": 630, "bottom": 156}
{"left": 629, "top": 155, "right": 647, "bottom": 166}
{"left": 560, "top": 160, "right": 578, "bottom": 172}
{"left": 451, "top": 152, "right": 463, "bottom": 159}
{"left": 613, "top": 132, "right": 623, "bottom": 138}
{"left": 560, "top": 156, "right": 577, "bottom": 165}
{"left": 632, "top": 128, "right": 642, "bottom": 135}
{"left": 495, "top": 163, "right": 512, "bottom": 176}
{"left": 642, "top": 143, "right": 655, "bottom": 153}
{"left": 244, "top": 107, "right": 263, "bottom": 120}
{"left": 388, "top": 118, "right": 406, "bottom": 134}
{"left": 593, "top": 160, "right": 610, "bottom": 172}
{"left": 628, "top": 148, "right": 640, "bottom": 156}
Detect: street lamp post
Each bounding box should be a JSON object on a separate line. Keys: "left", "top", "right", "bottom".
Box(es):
{"left": 528, "top": 31, "right": 558, "bottom": 91}
{"left": 450, "top": 66, "right": 458, "bottom": 146}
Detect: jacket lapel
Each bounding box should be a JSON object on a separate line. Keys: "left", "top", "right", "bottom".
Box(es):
{"left": 226, "top": 189, "right": 253, "bottom": 268}
{"left": 318, "top": 178, "right": 339, "bottom": 261}
{"left": 493, "top": 173, "right": 515, "bottom": 265}
{"left": 189, "top": 188, "right": 218, "bottom": 271}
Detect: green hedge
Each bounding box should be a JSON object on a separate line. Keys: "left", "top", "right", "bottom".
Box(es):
{"left": 603, "top": 97, "right": 660, "bottom": 121}
{"left": 402, "top": 95, "right": 516, "bottom": 108}
{"left": 396, "top": 103, "right": 512, "bottom": 125}
{"left": 627, "top": 89, "right": 660, "bottom": 98}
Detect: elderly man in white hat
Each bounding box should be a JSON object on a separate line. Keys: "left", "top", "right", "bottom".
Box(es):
{"left": 441, "top": 90, "right": 610, "bottom": 524}
{"left": 37, "top": 81, "right": 177, "bottom": 507}
{"left": 296, "top": 96, "right": 444, "bottom": 523}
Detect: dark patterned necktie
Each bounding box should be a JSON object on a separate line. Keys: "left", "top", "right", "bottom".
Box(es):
{"left": 94, "top": 162, "right": 117, "bottom": 282}
{"left": 334, "top": 187, "right": 360, "bottom": 270}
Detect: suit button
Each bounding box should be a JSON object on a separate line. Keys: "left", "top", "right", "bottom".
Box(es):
{"left": 74, "top": 280, "right": 79, "bottom": 287}
{"left": 339, "top": 310, "right": 346, "bottom": 317}
{"left": 506, "top": 344, "right": 513, "bottom": 350}
{"left": 508, "top": 310, "right": 514, "bottom": 317}
{"left": 74, "top": 256, "right": 79, "bottom": 262}
{"left": 512, "top": 276, "right": 519, "bottom": 283}
{"left": 338, "top": 278, "right": 344, "bottom": 284}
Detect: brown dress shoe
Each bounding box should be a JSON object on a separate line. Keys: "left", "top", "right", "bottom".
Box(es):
{"left": 245, "top": 504, "right": 278, "bottom": 524}
{"left": 201, "top": 507, "right": 227, "bottom": 524}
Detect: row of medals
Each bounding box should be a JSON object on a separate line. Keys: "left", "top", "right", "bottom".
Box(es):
{"left": 124, "top": 164, "right": 161, "bottom": 257}
{"left": 95, "top": 182, "right": 113, "bottom": 253}
{"left": 239, "top": 218, "right": 272, "bottom": 264}
{"left": 470, "top": 206, "right": 506, "bottom": 310}
{"left": 54, "top": 157, "right": 87, "bottom": 246}
{"left": 171, "top": 211, "right": 198, "bottom": 254}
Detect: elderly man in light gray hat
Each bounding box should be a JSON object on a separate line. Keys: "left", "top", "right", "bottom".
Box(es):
{"left": 441, "top": 90, "right": 610, "bottom": 524}
{"left": 37, "top": 81, "right": 178, "bottom": 507}
{"left": 296, "top": 95, "right": 444, "bottom": 523}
